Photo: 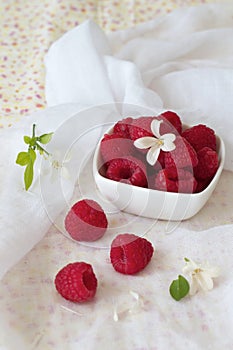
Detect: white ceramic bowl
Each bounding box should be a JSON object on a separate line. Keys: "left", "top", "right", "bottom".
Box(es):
{"left": 93, "top": 127, "right": 225, "bottom": 221}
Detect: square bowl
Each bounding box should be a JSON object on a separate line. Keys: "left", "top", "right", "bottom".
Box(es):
{"left": 93, "top": 125, "right": 225, "bottom": 221}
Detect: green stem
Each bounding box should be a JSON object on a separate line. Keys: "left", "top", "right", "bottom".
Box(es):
{"left": 36, "top": 142, "right": 50, "bottom": 156}
{"left": 32, "top": 124, "right": 36, "bottom": 138}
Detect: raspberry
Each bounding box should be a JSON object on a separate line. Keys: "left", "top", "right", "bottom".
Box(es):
{"left": 155, "top": 168, "right": 197, "bottom": 193}
{"left": 153, "top": 151, "right": 165, "bottom": 170}
{"left": 182, "top": 124, "right": 216, "bottom": 152}
{"left": 194, "top": 147, "right": 219, "bottom": 180}
{"left": 155, "top": 169, "right": 178, "bottom": 192}
{"left": 164, "top": 136, "right": 198, "bottom": 169}
{"left": 129, "top": 116, "right": 154, "bottom": 140}
{"left": 105, "top": 156, "right": 148, "bottom": 188}
{"left": 100, "top": 133, "right": 133, "bottom": 164}
{"left": 113, "top": 117, "right": 133, "bottom": 138}
{"left": 54, "top": 262, "right": 98, "bottom": 302}
{"left": 65, "top": 199, "right": 108, "bottom": 242}
{"left": 195, "top": 178, "right": 211, "bottom": 193}
{"left": 110, "top": 233, "right": 154, "bottom": 275}
{"left": 157, "top": 110, "right": 182, "bottom": 134}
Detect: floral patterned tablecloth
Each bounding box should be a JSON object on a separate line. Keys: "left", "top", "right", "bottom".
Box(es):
{"left": 1, "top": 1, "right": 233, "bottom": 350}
{"left": 0, "top": 0, "right": 220, "bottom": 125}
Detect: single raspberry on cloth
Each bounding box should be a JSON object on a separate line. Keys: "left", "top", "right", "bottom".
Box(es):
{"left": 157, "top": 110, "right": 182, "bottom": 134}
{"left": 194, "top": 147, "right": 219, "bottom": 180}
{"left": 105, "top": 156, "right": 148, "bottom": 187}
{"left": 55, "top": 262, "right": 98, "bottom": 302}
{"left": 65, "top": 199, "right": 108, "bottom": 242}
{"left": 110, "top": 233, "right": 154, "bottom": 275}
{"left": 100, "top": 133, "right": 133, "bottom": 164}
{"left": 113, "top": 117, "right": 133, "bottom": 138}
{"left": 164, "top": 136, "right": 198, "bottom": 169}
{"left": 182, "top": 124, "right": 216, "bottom": 152}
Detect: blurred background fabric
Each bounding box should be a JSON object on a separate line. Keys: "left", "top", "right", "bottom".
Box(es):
{"left": 0, "top": 0, "right": 223, "bottom": 126}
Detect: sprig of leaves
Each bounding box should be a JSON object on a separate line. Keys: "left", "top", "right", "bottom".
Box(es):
{"left": 169, "top": 275, "right": 190, "bottom": 301}
{"left": 16, "top": 124, "right": 53, "bottom": 190}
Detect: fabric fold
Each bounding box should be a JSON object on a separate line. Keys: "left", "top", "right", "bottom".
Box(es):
{"left": 1, "top": 2, "right": 233, "bottom": 281}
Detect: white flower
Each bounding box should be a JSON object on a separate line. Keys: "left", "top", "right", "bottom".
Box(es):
{"left": 133, "top": 119, "right": 176, "bottom": 166}
{"left": 41, "top": 150, "right": 71, "bottom": 182}
{"left": 183, "top": 258, "right": 220, "bottom": 296}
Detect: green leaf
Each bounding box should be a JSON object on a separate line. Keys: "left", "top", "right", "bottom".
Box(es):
{"left": 28, "top": 148, "right": 36, "bottom": 163}
{"left": 169, "top": 275, "right": 190, "bottom": 301}
{"left": 16, "top": 152, "right": 30, "bottom": 166}
{"left": 24, "top": 160, "right": 34, "bottom": 190}
{"left": 24, "top": 136, "right": 31, "bottom": 144}
{"left": 38, "top": 132, "right": 53, "bottom": 144}
{"left": 16, "top": 124, "right": 53, "bottom": 190}
{"left": 29, "top": 136, "right": 37, "bottom": 147}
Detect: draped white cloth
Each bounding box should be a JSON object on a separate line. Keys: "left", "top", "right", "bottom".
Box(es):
{"left": 1, "top": 3, "right": 233, "bottom": 349}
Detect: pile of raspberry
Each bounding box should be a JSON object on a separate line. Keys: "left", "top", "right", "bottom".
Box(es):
{"left": 99, "top": 111, "right": 219, "bottom": 193}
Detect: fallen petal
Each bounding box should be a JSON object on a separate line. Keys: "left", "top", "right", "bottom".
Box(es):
{"left": 197, "top": 271, "right": 214, "bottom": 291}
{"left": 189, "top": 278, "right": 198, "bottom": 296}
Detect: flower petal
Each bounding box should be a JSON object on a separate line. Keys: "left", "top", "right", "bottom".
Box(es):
{"left": 201, "top": 263, "right": 220, "bottom": 278}
{"left": 61, "top": 167, "right": 70, "bottom": 180}
{"left": 162, "top": 133, "right": 176, "bottom": 142}
{"left": 151, "top": 119, "right": 163, "bottom": 138}
{"left": 189, "top": 277, "right": 198, "bottom": 295}
{"left": 134, "top": 137, "right": 157, "bottom": 149}
{"left": 146, "top": 145, "right": 161, "bottom": 165}
{"left": 205, "top": 266, "right": 220, "bottom": 278}
{"left": 197, "top": 271, "right": 214, "bottom": 291}
{"left": 183, "top": 259, "right": 199, "bottom": 274}
{"left": 161, "top": 140, "right": 176, "bottom": 152}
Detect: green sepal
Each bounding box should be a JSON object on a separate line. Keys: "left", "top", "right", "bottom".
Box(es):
{"left": 38, "top": 132, "right": 53, "bottom": 144}
{"left": 169, "top": 275, "right": 190, "bottom": 301}
{"left": 16, "top": 152, "right": 30, "bottom": 166}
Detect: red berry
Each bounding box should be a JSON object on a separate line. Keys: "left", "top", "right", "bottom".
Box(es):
{"left": 129, "top": 116, "right": 154, "bottom": 140}
{"left": 182, "top": 124, "right": 216, "bottom": 152}
{"left": 157, "top": 110, "right": 182, "bottom": 134}
{"left": 155, "top": 168, "right": 197, "bottom": 193}
{"left": 113, "top": 117, "right": 133, "bottom": 138}
{"left": 178, "top": 177, "right": 197, "bottom": 194}
{"left": 65, "top": 199, "right": 108, "bottom": 242}
{"left": 164, "top": 136, "right": 198, "bottom": 169}
{"left": 110, "top": 233, "right": 154, "bottom": 275}
{"left": 105, "top": 156, "right": 148, "bottom": 188}
{"left": 152, "top": 151, "right": 165, "bottom": 171}
{"left": 194, "top": 147, "right": 219, "bottom": 180}
{"left": 155, "top": 169, "right": 178, "bottom": 192}
{"left": 54, "top": 262, "right": 98, "bottom": 302}
{"left": 100, "top": 133, "right": 133, "bottom": 164}
{"left": 195, "top": 178, "right": 211, "bottom": 193}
